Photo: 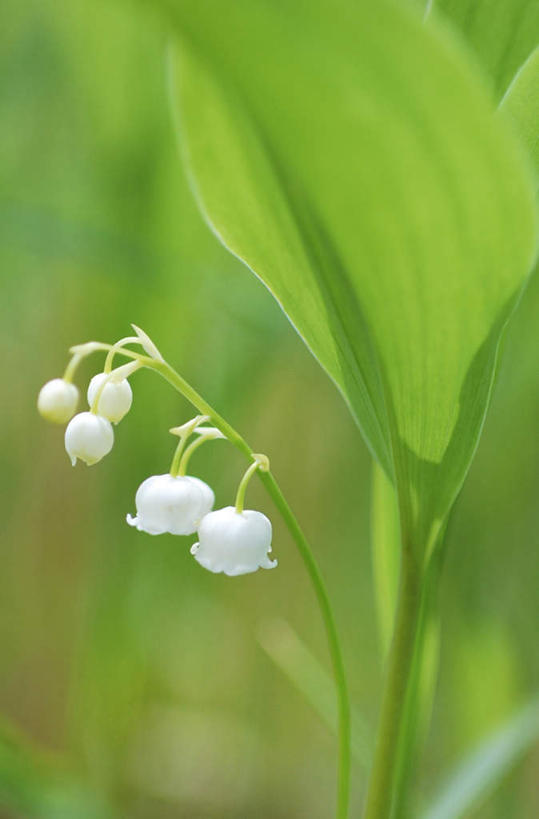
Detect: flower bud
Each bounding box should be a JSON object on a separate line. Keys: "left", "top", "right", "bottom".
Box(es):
{"left": 126, "top": 474, "right": 214, "bottom": 536}
{"left": 37, "top": 378, "right": 79, "bottom": 424}
{"left": 191, "top": 506, "right": 277, "bottom": 576}
{"left": 65, "top": 412, "right": 114, "bottom": 466}
{"left": 87, "top": 373, "right": 133, "bottom": 424}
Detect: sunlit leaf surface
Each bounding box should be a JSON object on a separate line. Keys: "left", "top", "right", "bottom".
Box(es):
{"left": 166, "top": 0, "right": 537, "bottom": 550}
{"left": 430, "top": 0, "right": 539, "bottom": 99}
{"left": 500, "top": 47, "right": 539, "bottom": 179}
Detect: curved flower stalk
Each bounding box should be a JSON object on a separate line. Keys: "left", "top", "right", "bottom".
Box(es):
{"left": 37, "top": 325, "right": 351, "bottom": 819}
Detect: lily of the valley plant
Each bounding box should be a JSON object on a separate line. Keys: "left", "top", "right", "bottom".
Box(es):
{"left": 38, "top": 325, "right": 350, "bottom": 812}
{"left": 38, "top": 327, "right": 278, "bottom": 578}
{"left": 38, "top": 0, "right": 539, "bottom": 815}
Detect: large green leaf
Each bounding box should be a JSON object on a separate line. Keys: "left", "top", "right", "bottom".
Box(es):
{"left": 429, "top": 0, "right": 539, "bottom": 99}
{"left": 164, "top": 0, "right": 536, "bottom": 552}
{"left": 500, "top": 47, "right": 539, "bottom": 180}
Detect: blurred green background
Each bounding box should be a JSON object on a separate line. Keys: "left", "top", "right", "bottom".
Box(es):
{"left": 1, "top": 1, "right": 538, "bottom": 817}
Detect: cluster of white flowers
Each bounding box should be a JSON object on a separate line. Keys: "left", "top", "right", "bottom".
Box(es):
{"left": 37, "top": 331, "right": 277, "bottom": 577}
{"left": 38, "top": 361, "right": 136, "bottom": 466}
{"left": 126, "top": 468, "right": 276, "bottom": 576}
{"left": 125, "top": 429, "right": 277, "bottom": 575}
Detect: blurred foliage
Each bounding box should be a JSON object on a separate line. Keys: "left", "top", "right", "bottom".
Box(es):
{"left": 0, "top": 1, "right": 538, "bottom": 817}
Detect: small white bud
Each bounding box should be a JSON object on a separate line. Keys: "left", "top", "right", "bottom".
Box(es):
{"left": 37, "top": 378, "right": 79, "bottom": 424}
{"left": 191, "top": 506, "right": 277, "bottom": 576}
{"left": 65, "top": 412, "right": 114, "bottom": 466}
{"left": 87, "top": 372, "right": 133, "bottom": 424}
{"left": 126, "top": 474, "right": 214, "bottom": 536}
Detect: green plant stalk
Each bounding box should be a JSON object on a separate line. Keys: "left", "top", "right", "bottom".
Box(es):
{"left": 363, "top": 550, "right": 423, "bottom": 818}
{"left": 177, "top": 434, "right": 208, "bottom": 476}
{"left": 391, "top": 550, "right": 444, "bottom": 817}
{"left": 143, "top": 356, "right": 351, "bottom": 819}
{"left": 69, "top": 342, "right": 350, "bottom": 814}
{"left": 169, "top": 436, "right": 188, "bottom": 477}
{"left": 235, "top": 459, "right": 260, "bottom": 513}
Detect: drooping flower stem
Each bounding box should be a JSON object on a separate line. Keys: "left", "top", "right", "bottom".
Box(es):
{"left": 147, "top": 356, "right": 351, "bottom": 819}
{"left": 169, "top": 414, "right": 210, "bottom": 477}
{"left": 62, "top": 353, "right": 82, "bottom": 383}
{"left": 235, "top": 454, "right": 269, "bottom": 513}
{"left": 68, "top": 341, "right": 351, "bottom": 818}
{"left": 177, "top": 435, "right": 208, "bottom": 476}
{"left": 169, "top": 436, "right": 188, "bottom": 477}
{"left": 103, "top": 336, "right": 141, "bottom": 373}
{"left": 260, "top": 468, "right": 351, "bottom": 819}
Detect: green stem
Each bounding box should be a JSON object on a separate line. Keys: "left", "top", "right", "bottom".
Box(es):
{"left": 169, "top": 437, "right": 188, "bottom": 477}
{"left": 67, "top": 342, "right": 351, "bottom": 817}
{"left": 260, "top": 470, "right": 351, "bottom": 819}
{"left": 177, "top": 434, "right": 208, "bottom": 476}
{"left": 235, "top": 459, "right": 261, "bottom": 513}
{"left": 145, "top": 357, "right": 351, "bottom": 819}
{"left": 391, "top": 550, "right": 443, "bottom": 817}
{"left": 363, "top": 552, "right": 422, "bottom": 819}
{"left": 62, "top": 354, "right": 82, "bottom": 383}
{"left": 104, "top": 336, "right": 140, "bottom": 373}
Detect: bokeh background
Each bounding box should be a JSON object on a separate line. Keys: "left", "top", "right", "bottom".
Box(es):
{"left": 1, "top": 1, "right": 538, "bottom": 817}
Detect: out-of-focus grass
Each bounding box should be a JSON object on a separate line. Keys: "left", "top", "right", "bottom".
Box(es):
{"left": 0, "top": 1, "right": 538, "bottom": 817}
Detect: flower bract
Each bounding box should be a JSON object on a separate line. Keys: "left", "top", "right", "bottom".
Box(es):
{"left": 37, "top": 378, "right": 79, "bottom": 424}
{"left": 87, "top": 372, "right": 133, "bottom": 424}
{"left": 191, "top": 506, "right": 277, "bottom": 576}
{"left": 65, "top": 412, "right": 114, "bottom": 466}
{"left": 126, "top": 474, "right": 214, "bottom": 536}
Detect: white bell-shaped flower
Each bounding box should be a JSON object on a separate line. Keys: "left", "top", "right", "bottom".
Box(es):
{"left": 126, "top": 474, "right": 214, "bottom": 536}
{"left": 87, "top": 372, "right": 133, "bottom": 424}
{"left": 191, "top": 506, "right": 277, "bottom": 576}
{"left": 37, "top": 378, "right": 79, "bottom": 424}
{"left": 65, "top": 412, "right": 114, "bottom": 466}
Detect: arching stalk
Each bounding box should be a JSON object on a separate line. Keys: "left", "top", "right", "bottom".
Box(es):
{"left": 71, "top": 342, "right": 351, "bottom": 818}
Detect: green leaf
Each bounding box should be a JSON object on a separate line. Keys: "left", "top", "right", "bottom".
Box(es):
{"left": 429, "top": 0, "right": 539, "bottom": 100}
{"left": 165, "top": 0, "right": 537, "bottom": 551}
{"left": 500, "top": 47, "right": 539, "bottom": 179}
{"left": 423, "top": 698, "right": 539, "bottom": 819}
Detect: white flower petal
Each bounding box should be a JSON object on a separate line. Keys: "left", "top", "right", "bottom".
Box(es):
{"left": 192, "top": 506, "right": 277, "bottom": 576}
{"left": 127, "top": 474, "right": 214, "bottom": 536}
